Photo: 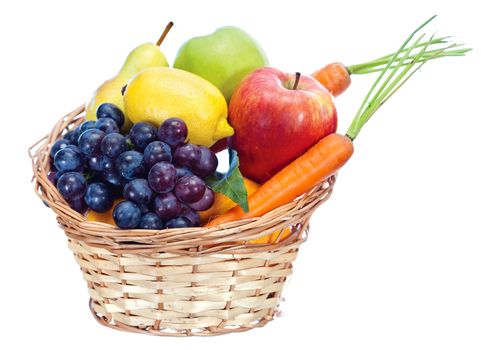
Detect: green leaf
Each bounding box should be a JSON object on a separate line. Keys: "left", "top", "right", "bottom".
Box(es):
{"left": 205, "top": 148, "right": 249, "bottom": 213}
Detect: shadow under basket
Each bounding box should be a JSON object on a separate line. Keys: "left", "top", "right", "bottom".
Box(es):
{"left": 29, "top": 105, "right": 336, "bottom": 337}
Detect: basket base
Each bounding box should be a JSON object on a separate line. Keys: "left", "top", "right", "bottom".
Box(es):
{"left": 89, "top": 298, "right": 275, "bottom": 337}
{"left": 69, "top": 236, "right": 302, "bottom": 337}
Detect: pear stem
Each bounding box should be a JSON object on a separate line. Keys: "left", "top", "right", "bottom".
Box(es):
{"left": 292, "top": 72, "right": 301, "bottom": 90}
{"left": 156, "top": 21, "right": 174, "bottom": 46}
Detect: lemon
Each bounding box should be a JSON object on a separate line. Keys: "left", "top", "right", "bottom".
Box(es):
{"left": 123, "top": 67, "right": 234, "bottom": 147}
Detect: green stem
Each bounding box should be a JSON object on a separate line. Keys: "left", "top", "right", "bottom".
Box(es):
{"left": 360, "top": 34, "right": 427, "bottom": 123}
{"left": 347, "top": 36, "right": 447, "bottom": 73}
{"left": 347, "top": 35, "right": 471, "bottom": 75}
{"left": 363, "top": 36, "right": 450, "bottom": 60}
{"left": 346, "top": 16, "right": 469, "bottom": 141}
{"left": 349, "top": 17, "right": 435, "bottom": 137}
{"left": 351, "top": 46, "right": 471, "bottom": 74}
{"left": 380, "top": 44, "right": 454, "bottom": 108}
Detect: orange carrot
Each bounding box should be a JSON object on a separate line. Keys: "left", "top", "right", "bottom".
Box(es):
{"left": 206, "top": 133, "right": 353, "bottom": 226}
{"left": 206, "top": 16, "right": 467, "bottom": 228}
{"left": 311, "top": 62, "right": 351, "bottom": 97}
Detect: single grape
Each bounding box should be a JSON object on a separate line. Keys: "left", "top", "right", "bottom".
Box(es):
{"left": 115, "top": 150, "right": 145, "bottom": 180}
{"left": 138, "top": 212, "right": 163, "bottom": 230}
{"left": 165, "top": 217, "right": 192, "bottom": 229}
{"left": 56, "top": 172, "right": 87, "bottom": 200}
{"left": 179, "top": 204, "right": 201, "bottom": 227}
{"left": 192, "top": 146, "right": 218, "bottom": 177}
{"left": 129, "top": 122, "right": 157, "bottom": 149}
{"left": 153, "top": 192, "right": 182, "bottom": 220}
{"left": 97, "top": 103, "right": 125, "bottom": 128}
{"left": 173, "top": 143, "right": 201, "bottom": 168}
{"left": 188, "top": 187, "right": 215, "bottom": 211}
{"left": 87, "top": 154, "right": 103, "bottom": 171}
{"left": 54, "top": 148, "right": 84, "bottom": 172}
{"left": 174, "top": 175, "right": 206, "bottom": 203}
{"left": 143, "top": 141, "right": 172, "bottom": 168}
{"left": 63, "top": 130, "right": 78, "bottom": 144}
{"left": 63, "top": 145, "right": 85, "bottom": 165}
{"left": 113, "top": 201, "right": 141, "bottom": 229}
{"left": 148, "top": 162, "right": 176, "bottom": 193}
{"left": 157, "top": 117, "right": 188, "bottom": 147}
{"left": 123, "top": 178, "right": 153, "bottom": 206}
{"left": 68, "top": 197, "right": 88, "bottom": 214}
{"left": 102, "top": 170, "right": 123, "bottom": 189}
{"left": 100, "top": 156, "right": 115, "bottom": 172}
{"left": 78, "top": 129, "right": 105, "bottom": 156}
{"left": 101, "top": 133, "right": 127, "bottom": 158}
{"left": 50, "top": 139, "right": 72, "bottom": 158}
{"left": 84, "top": 182, "right": 113, "bottom": 212}
{"left": 78, "top": 120, "right": 97, "bottom": 135}
{"left": 95, "top": 117, "right": 119, "bottom": 134}
{"left": 175, "top": 166, "right": 193, "bottom": 180}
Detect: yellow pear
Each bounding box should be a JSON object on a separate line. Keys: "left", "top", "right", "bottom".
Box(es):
{"left": 123, "top": 67, "right": 234, "bottom": 147}
{"left": 85, "top": 23, "right": 173, "bottom": 131}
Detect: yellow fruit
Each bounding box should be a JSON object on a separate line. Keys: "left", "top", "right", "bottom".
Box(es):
{"left": 86, "top": 199, "right": 122, "bottom": 226}
{"left": 86, "top": 43, "right": 169, "bottom": 132}
{"left": 86, "top": 78, "right": 126, "bottom": 124}
{"left": 248, "top": 227, "right": 291, "bottom": 244}
{"left": 200, "top": 177, "right": 259, "bottom": 223}
{"left": 123, "top": 67, "right": 234, "bottom": 147}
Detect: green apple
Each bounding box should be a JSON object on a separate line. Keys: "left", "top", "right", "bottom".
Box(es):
{"left": 173, "top": 26, "right": 269, "bottom": 101}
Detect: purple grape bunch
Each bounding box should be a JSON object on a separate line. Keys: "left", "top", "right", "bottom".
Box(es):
{"left": 49, "top": 104, "right": 218, "bottom": 230}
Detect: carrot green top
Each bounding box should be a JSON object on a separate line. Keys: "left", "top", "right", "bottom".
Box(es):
{"left": 346, "top": 15, "right": 470, "bottom": 141}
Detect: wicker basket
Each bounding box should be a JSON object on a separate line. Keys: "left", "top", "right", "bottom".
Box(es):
{"left": 29, "top": 105, "right": 336, "bottom": 336}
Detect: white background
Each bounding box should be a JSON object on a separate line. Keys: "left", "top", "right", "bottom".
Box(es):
{"left": 1, "top": 0, "right": 480, "bottom": 349}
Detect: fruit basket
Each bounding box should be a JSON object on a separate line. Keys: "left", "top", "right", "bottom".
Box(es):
{"left": 30, "top": 17, "right": 467, "bottom": 337}
{"left": 30, "top": 105, "right": 335, "bottom": 336}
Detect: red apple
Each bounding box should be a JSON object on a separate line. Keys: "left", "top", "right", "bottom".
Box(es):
{"left": 228, "top": 67, "right": 337, "bottom": 183}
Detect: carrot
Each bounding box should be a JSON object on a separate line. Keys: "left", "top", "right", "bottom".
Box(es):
{"left": 206, "top": 16, "right": 468, "bottom": 228}
{"left": 311, "top": 31, "right": 470, "bottom": 97}
{"left": 206, "top": 133, "right": 353, "bottom": 226}
{"left": 311, "top": 62, "right": 351, "bottom": 97}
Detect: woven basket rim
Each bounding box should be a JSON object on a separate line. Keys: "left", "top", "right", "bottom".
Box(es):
{"left": 30, "top": 105, "right": 336, "bottom": 255}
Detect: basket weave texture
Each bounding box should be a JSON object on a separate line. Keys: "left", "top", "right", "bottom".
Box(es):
{"left": 29, "top": 106, "right": 336, "bottom": 336}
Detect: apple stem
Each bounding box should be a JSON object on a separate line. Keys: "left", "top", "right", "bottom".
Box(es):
{"left": 292, "top": 72, "right": 301, "bottom": 90}
{"left": 156, "top": 22, "right": 174, "bottom": 46}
